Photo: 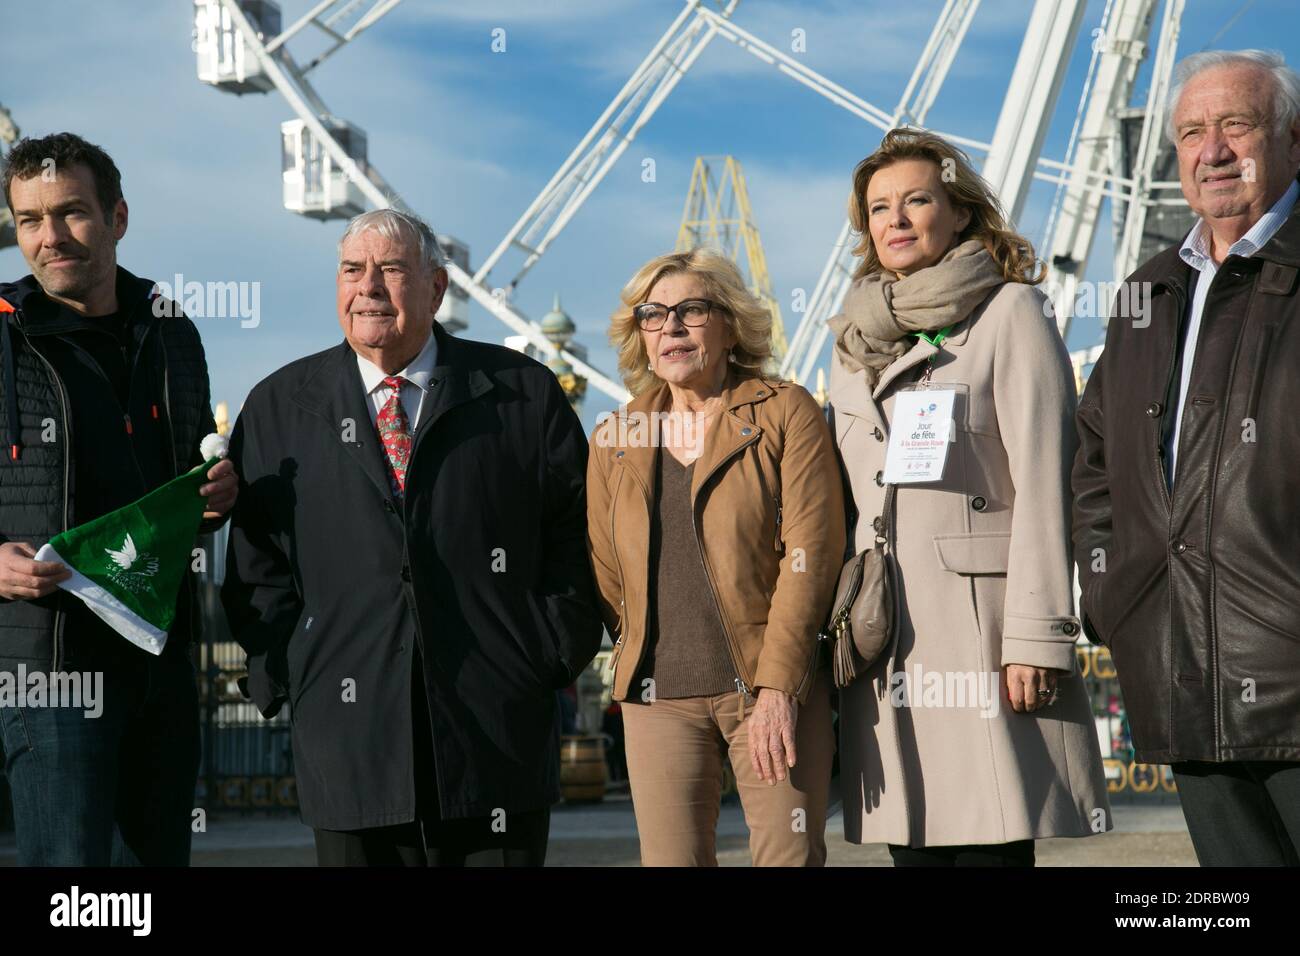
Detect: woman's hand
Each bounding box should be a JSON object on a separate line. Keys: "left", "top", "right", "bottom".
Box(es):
{"left": 747, "top": 687, "right": 799, "bottom": 784}
{"left": 1003, "top": 664, "right": 1064, "bottom": 713}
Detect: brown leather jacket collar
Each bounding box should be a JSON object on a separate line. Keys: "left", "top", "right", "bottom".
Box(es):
{"left": 614, "top": 370, "right": 784, "bottom": 501}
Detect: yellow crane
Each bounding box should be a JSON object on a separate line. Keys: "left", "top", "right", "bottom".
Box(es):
{"left": 675, "top": 156, "right": 787, "bottom": 361}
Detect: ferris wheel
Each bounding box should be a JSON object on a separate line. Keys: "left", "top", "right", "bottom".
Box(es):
{"left": 0, "top": 103, "right": 21, "bottom": 251}
{"left": 193, "top": 0, "right": 1190, "bottom": 402}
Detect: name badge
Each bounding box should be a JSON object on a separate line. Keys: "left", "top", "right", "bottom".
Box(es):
{"left": 882, "top": 387, "right": 956, "bottom": 484}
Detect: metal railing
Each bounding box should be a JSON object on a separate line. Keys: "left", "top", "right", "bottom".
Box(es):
{"left": 194, "top": 530, "right": 298, "bottom": 815}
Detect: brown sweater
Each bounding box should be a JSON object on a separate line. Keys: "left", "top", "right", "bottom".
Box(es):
{"left": 634, "top": 450, "right": 736, "bottom": 700}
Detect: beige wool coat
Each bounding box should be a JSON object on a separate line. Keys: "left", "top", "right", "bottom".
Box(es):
{"left": 829, "top": 280, "right": 1111, "bottom": 847}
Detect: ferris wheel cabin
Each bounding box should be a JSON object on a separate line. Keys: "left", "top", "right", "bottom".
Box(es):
{"left": 280, "top": 118, "right": 368, "bottom": 220}
{"left": 193, "top": 0, "right": 282, "bottom": 95}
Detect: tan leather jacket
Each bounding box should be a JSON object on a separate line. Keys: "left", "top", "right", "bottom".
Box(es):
{"left": 586, "top": 371, "right": 845, "bottom": 704}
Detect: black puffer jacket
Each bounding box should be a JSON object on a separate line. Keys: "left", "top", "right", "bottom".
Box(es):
{"left": 0, "top": 267, "right": 220, "bottom": 672}
{"left": 1073, "top": 190, "right": 1300, "bottom": 764}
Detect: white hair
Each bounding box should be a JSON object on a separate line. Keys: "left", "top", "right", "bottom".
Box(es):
{"left": 338, "top": 207, "right": 447, "bottom": 274}
{"left": 1166, "top": 49, "right": 1300, "bottom": 143}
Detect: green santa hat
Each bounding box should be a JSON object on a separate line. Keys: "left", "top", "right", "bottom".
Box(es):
{"left": 35, "top": 433, "right": 229, "bottom": 655}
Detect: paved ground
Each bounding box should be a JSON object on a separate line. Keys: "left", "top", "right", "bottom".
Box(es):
{"left": 0, "top": 789, "right": 1196, "bottom": 866}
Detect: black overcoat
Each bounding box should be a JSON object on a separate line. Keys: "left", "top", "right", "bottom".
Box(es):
{"left": 222, "top": 322, "right": 603, "bottom": 828}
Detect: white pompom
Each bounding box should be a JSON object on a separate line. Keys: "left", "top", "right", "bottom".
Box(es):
{"left": 201, "top": 432, "right": 229, "bottom": 461}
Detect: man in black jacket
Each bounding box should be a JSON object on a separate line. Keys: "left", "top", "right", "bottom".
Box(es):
{"left": 0, "top": 133, "right": 237, "bottom": 864}
{"left": 222, "top": 207, "right": 602, "bottom": 866}
{"left": 1073, "top": 51, "right": 1300, "bottom": 865}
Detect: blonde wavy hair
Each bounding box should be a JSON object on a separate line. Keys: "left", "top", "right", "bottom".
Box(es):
{"left": 610, "top": 249, "right": 775, "bottom": 396}
{"left": 848, "top": 128, "right": 1044, "bottom": 284}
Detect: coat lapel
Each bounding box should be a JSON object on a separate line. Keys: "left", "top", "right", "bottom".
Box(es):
{"left": 690, "top": 373, "right": 771, "bottom": 501}
{"left": 834, "top": 313, "right": 975, "bottom": 433}
{"left": 411, "top": 324, "right": 493, "bottom": 457}
{"left": 614, "top": 385, "right": 668, "bottom": 502}
{"left": 292, "top": 341, "right": 395, "bottom": 500}
{"left": 614, "top": 373, "right": 775, "bottom": 503}
{"left": 872, "top": 337, "right": 938, "bottom": 401}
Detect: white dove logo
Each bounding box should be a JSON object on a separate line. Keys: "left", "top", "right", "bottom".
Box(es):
{"left": 104, "top": 533, "right": 159, "bottom": 593}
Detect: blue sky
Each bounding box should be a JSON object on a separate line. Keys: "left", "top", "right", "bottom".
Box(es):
{"left": 3, "top": 0, "right": 1298, "bottom": 432}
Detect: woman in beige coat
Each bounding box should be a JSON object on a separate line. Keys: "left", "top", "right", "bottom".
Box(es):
{"left": 828, "top": 128, "right": 1110, "bottom": 866}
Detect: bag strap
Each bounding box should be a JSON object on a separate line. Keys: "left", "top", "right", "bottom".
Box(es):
{"left": 875, "top": 482, "right": 896, "bottom": 548}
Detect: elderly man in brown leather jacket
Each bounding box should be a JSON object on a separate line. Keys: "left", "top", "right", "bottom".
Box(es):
{"left": 1073, "top": 49, "right": 1300, "bottom": 866}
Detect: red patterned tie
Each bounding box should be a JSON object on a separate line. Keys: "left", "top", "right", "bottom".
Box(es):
{"left": 376, "top": 375, "right": 411, "bottom": 496}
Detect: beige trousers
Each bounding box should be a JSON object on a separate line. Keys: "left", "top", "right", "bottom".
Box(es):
{"left": 621, "top": 667, "right": 834, "bottom": 866}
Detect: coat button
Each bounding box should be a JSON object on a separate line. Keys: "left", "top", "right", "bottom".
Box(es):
{"left": 1062, "top": 621, "right": 1078, "bottom": 636}
{"left": 873, "top": 427, "right": 884, "bottom": 442}
{"left": 615, "top": 450, "right": 625, "bottom": 458}
{"left": 1172, "top": 539, "right": 1187, "bottom": 554}
{"left": 756, "top": 390, "right": 766, "bottom": 397}
{"left": 872, "top": 516, "right": 884, "bottom": 533}
{"left": 874, "top": 470, "right": 884, "bottom": 487}
{"left": 971, "top": 496, "right": 987, "bottom": 512}
{"left": 741, "top": 427, "right": 753, "bottom": 436}
{"left": 1146, "top": 402, "right": 1163, "bottom": 417}
{"left": 383, "top": 498, "right": 396, "bottom": 513}
{"left": 401, "top": 564, "right": 412, "bottom": 581}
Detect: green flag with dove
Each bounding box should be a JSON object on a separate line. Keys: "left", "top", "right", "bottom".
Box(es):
{"left": 34, "top": 433, "right": 228, "bottom": 655}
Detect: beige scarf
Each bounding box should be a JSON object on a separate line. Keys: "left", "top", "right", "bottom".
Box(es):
{"left": 828, "top": 239, "right": 1004, "bottom": 388}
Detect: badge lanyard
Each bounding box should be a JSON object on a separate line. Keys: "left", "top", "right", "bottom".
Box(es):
{"left": 913, "top": 324, "right": 953, "bottom": 385}
{"left": 881, "top": 327, "right": 957, "bottom": 484}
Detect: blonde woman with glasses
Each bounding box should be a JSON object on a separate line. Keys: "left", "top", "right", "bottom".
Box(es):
{"left": 586, "top": 250, "right": 844, "bottom": 866}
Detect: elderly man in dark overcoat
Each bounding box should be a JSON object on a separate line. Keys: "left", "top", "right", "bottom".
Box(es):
{"left": 222, "top": 207, "right": 602, "bottom": 866}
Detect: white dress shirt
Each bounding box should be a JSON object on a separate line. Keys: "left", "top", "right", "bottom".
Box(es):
{"left": 1167, "top": 178, "right": 1299, "bottom": 481}
{"left": 355, "top": 330, "right": 439, "bottom": 430}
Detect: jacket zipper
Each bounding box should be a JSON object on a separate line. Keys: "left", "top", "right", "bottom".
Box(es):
{"left": 794, "top": 624, "right": 820, "bottom": 699}
{"left": 610, "top": 460, "right": 651, "bottom": 689}
{"left": 604, "top": 467, "right": 629, "bottom": 679}
{"left": 64, "top": 335, "right": 150, "bottom": 492}
{"left": 773, "top": 493, "right": 783, "bottom": 553}
{"left": 607, "top": 468, "right": 630, "bottom": 627}
{"left": 159, "top": 330, "right": 178, "bottom": 475}
{"left": 24, "top": 337, "right": 73, "bottom": 673}
{"left": 690, "top": 430, "right": 761, "bottom": 705}
{"left": 606, "top": 633, "right": 625, "bottom": 678}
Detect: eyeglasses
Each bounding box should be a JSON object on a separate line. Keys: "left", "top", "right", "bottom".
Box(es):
{"left": 633, "top": 298, "right": 716, "bottom": 331}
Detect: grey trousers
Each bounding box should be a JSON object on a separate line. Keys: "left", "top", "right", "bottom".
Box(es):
{"left": 1171, "top": 760, "right": 1300, "bottom": 866}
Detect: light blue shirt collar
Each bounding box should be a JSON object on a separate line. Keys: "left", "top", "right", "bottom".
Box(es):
{"left": 1179, "top": 178, "right": 1299, "bottom": 270}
